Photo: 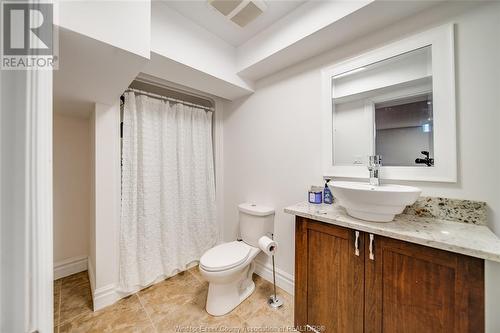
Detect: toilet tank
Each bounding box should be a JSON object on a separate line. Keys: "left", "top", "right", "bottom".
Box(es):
{"left": 238, "top": 203, "right": 275, "bottom": 248}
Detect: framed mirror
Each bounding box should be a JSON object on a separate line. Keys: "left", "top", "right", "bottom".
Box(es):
{"left": 322, "top": 24, "right": 456, "bottom": 182}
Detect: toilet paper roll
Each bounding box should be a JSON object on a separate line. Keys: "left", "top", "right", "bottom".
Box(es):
{"left": 258, "top": 236, "right": 277, "bottom": 256}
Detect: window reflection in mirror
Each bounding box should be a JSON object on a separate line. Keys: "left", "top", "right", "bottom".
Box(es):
{"left": 375, "top": 94, "right": 434, "bottom": 167}
{"left": 331, "top": 46, "right": 433, "bottom": 167}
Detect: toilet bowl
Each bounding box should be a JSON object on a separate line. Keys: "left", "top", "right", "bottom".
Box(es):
{"left": 199, "top": 203, "right": 275, "bottom": 316}
{"left": 199, "top": 241, "right": 260, "bottom": 316}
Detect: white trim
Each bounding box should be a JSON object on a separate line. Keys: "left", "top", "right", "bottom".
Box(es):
{"left": 87, "top": 256, "right": 122, "bottom": 311}
{"left": 87, "top": 256, "right": 96, "bottom": 296}
{"left": 92, "top": 284, "right": 122, "bottom": 311}
{"left": 322, "top": 23, "right": 457, "bottom": 182}
{"left": 253, "top": 260, "right": 295, "bottom": 296}
{"left": 0, "top": 64, "right": 2, "bottom": 330}
{"left": 0, "top": 67, "right": 57, "bottom": 332}
{"left": 113, "top": 101, "right": 122, "bottom": 311}
{"left": 214, "top": 98, "right": 225, "bottom": 243}
{"left": 88, "top": 260, "right": 294, "bottom": 311}
{"left": 28, "top": 68, "right": 54, "bottom": 332}
{"left": 54, "top": 256, "right": 88, "bottom": 280}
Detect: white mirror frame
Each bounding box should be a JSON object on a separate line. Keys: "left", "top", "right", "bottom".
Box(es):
{"left": 321, "top": 24, "right": 456, "bottom": 182}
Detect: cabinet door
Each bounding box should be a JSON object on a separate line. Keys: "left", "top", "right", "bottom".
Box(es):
{"left": 364, "top": 234, "right": 484, "bottom": 333}
{"left": 295, "top": 217, "right": 364, "bottom": 332}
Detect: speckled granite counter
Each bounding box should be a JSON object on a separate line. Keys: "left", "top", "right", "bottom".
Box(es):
{"left": 285, "top": 202, "right": 500, "bottom": 262}
{"left": 403, "top": 196, "right": 487, "bottom": 225}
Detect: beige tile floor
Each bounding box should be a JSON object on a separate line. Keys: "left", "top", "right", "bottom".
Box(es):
{"left": 54, "top": 267, "right": 294, "bottom": 332}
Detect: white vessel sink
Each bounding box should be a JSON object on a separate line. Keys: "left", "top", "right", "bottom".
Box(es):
{"left": 330, "top": 181, "right": 421, "bottom": 222}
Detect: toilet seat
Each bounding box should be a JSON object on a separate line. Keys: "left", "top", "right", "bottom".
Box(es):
{"left": 200, "top": 241, "right": 251, "bottom": 272}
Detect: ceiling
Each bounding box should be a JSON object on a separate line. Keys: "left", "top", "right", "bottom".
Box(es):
{"left": 161, "top": 0, "right": 307, "bottom": 47}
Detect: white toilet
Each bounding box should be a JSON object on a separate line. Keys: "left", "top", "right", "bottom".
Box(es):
{"left": 199, "top": 203, "right": 274, "bottom": 316}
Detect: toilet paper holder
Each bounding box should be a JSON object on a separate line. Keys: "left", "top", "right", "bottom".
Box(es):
{"left": 266, "top": 233, "right": 283, "bottom": 309}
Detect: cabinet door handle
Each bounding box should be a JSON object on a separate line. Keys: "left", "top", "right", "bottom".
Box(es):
{"left": 369, "top": 234, "right": 375, "bottom": 260}
{"left": 354, "top": 230, "right": 360, "bottom": 256}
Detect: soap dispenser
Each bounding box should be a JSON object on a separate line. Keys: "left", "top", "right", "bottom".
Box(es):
{"left": 323, "top": 179, "right": 333, "bottom": 204}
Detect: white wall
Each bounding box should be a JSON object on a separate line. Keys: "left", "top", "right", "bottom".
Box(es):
{"left": 89, "top": 103, "right": 121, "bottom": 310}
{"left": 53, "top": 113, "right": 90, "bottom": 266}
{"left": 223, "top": 2, "right": 500, "bottom": 330}
{"left": 89, "top": 110, "right": 96, "bottom": 290}
{"left": 150, "top": 2, "right": 252, "bottom": 92}
{"left": 237, "top": 0, "right": 373, "bottom": 71}
{"left": 1, "top": 69, "right": 31, "bottom": 332}
{"left": 57, "top": 0, "right": 151, "bottom": 58}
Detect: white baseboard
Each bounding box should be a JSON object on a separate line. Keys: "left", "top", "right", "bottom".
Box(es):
{"left": 69, "top": 256, "right": 295, "bottom": 310}
{"left": 54, "top": 256, "right": 88, "bottom": 280}
{"left": 254, "top": 260, "right": 295, "bottom": 296}
{"left": 88, "top": 260, "right": 293, "bottom": 311}
{"left": 92, "top": 284, "right": 122, "bottom": 311}
{"left": 87, "top": 256, "right": 122, "bottom": 311}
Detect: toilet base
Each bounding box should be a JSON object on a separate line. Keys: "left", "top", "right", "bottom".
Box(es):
{"left": 205, "top": 263, "right": 256, "bottom": 316}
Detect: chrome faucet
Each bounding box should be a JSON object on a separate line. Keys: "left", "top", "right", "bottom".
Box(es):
{"left": 368, "top": 155, "right": 382, "bottom": 186}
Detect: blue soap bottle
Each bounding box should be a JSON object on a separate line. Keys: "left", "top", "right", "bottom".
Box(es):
{"left": 323, "top": 179, "right": 333, "bottom": 204}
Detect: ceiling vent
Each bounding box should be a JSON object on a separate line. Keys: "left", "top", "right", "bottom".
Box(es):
{"left": 208, "top": 0, "right": 267, "bottom": 27}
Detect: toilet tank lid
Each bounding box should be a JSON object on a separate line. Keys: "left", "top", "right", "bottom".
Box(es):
{"left": 238, "top": 203, "right": 275, "bottom": 216}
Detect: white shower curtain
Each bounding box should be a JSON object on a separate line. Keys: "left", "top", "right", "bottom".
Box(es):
{"left": 119, "top": 91, "right": 217, "bottom": 292}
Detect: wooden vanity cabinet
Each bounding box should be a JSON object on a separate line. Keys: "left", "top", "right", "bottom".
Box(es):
{"left": 294, "top": 216, "right": 484, "bottom": 333}
{"left": 295, "top": 217, "right": 365, "bottom": 332}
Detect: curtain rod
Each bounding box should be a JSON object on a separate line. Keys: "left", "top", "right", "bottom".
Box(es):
{"left": 135, "top": 77, "right": 216, "bottom": 105}
{"left": 124, "top": 88, "right": 214, "bottom": 111}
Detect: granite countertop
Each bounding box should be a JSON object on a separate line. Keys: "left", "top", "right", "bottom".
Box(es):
{"left": 285, "top": 201, "right": 500, "bottom": 262}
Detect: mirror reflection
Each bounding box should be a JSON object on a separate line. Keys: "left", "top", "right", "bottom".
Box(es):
{"left": 375, "top": 93, "right": 434, "bottom": 166}
{"left": 332, "top": 46, "right": 434, "bottom": 167}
